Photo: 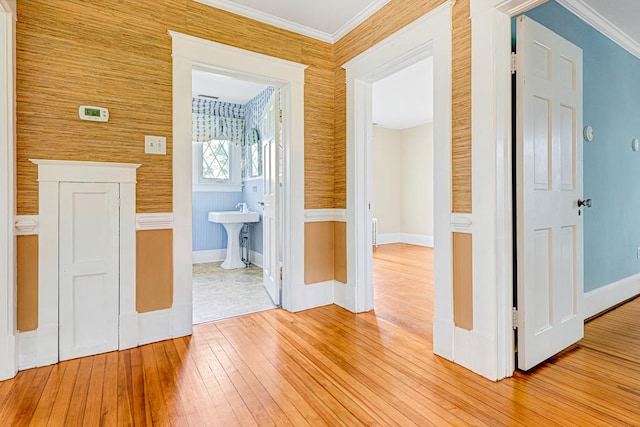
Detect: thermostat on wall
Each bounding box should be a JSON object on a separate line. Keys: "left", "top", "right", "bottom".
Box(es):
{"left": 78, "top": 105, "right": 109, "bottom": 122}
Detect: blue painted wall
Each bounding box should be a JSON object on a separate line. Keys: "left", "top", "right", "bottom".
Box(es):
{"left": 519, "top": 2, "right": 640, "bottom": 291}
{"left": 192, "top": 191, "right": 244, "bottom": 251}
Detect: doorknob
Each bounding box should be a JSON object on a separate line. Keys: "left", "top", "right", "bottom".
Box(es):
{"left": 257, "top": 201, "right": 265, "bottom": 207}
{"left": 577, "top": 199, "right": 592, "bottom": 208}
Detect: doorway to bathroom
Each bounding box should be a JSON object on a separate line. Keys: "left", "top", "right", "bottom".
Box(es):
{"left": 190, "top": 67, "right": 282, "bottom": 324}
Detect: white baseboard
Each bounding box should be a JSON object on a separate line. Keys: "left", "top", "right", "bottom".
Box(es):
{"left": 0, "top": 333, "right": 17, "bottom": 380}
{"left": 433, "top": 317, "right": 454, "bottom": 361}
{"left": 17, "top": 330, "right": 37, "bottom": 371}
{"left": 138, "top": 309, "right": 173, "bottom": 345}
{"left": 119, "top": 312, "right": 139, "bottom": 350}
{"left": 171, "top": 303, "right": 193, "bottom": 339}
{"left": 192, "top": 249, "right": 226, "bottom": 264}
{"left": 584, "top": 273, "right": 640, "bottom": 319}
{"left": 333, "top": 280, "right": 354, "bottom": 311}
{"left": 453, "top": 326, "right": 499, "bottom": 381}
{"left": 249, "top": 250, "right": 263, "bottom": 268}
{"left": 377, "top": 233, "right": 434, "bottom": 247}
{"left": 291, "top": 280, "right": 335, "bottom": 312}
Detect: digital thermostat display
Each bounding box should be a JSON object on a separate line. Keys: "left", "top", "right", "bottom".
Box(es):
{"left": 78, "top": 105, "right": 109, "bottom": 122}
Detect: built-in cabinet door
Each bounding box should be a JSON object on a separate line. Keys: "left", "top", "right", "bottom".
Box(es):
{"left": 262, "top": 90, "right": 281, "bottom": 306}
{"left": 516, "top": 16, "right": 584, "bottom": 370}
{"left": 59, "top": 182, "right": 120, "bottom": 361}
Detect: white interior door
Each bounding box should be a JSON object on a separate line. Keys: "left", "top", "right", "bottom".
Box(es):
{"left": 59, "top": 182, "right": 120, "bottom": 361}
{"left": 516, "top": 16, "right": 584, "bottom": 370}
{"left": 262, "top": 90, "right": 281, "bottom": 305}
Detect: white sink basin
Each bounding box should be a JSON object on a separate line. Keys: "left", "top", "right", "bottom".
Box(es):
{"left": 207, "top": 211, "right": 260, "bottom": 269}
{"left": 208, "top": 211, "right": 259, "bottom": 224}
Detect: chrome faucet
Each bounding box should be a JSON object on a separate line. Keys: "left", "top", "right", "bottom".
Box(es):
{"left": 236, "top": 202, "right": 248, "bottom": 213}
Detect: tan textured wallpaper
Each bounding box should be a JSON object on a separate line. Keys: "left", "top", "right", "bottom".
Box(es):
{"left": 453, "top": 232, "right": 473, "bottom": 330}
{"left": 304, "top": 222, "right": 335, "bottom": 284}
{"left": 17, "top": 235, "right": 38, "bottom": 332}
{"left": 136, "top": 230, "right": 173, "bottom": 313}
{"left": 15, "top": 0, "right": 474, "bottom": 312}
{"left": 16, "top": 0, "right": 336, "bottom": 214}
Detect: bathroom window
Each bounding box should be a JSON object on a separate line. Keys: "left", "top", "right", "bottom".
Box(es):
{"left": 193, "top": 139, "right": 242, "bottom": 192}
{"left": 203, "top": 139, "right": 230, "bottom": 180}
{"left": 248, "top": 140, "right": 262, "bottom": 178}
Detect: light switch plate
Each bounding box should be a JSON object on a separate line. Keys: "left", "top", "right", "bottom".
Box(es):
{"left": 145, "top": 135, "right": 166, "bottom": 155}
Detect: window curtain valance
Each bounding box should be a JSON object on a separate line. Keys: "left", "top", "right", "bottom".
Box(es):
{"left": 192, "top": 98, "right": 246, "bottom": 145}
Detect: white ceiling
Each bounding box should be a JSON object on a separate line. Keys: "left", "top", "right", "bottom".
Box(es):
{"left": 192, "top": 69, "right": 268, "bottom": 105}
{"left": 372, "top": 58, "right": 433, "bottom": 130}
{"left": 194, "top": 0, "right": 390, "bottom": 42}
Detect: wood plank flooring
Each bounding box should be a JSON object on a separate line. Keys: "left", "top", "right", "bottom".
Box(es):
{"left": 2, "top": 243, "right": 640, "bottom": 425}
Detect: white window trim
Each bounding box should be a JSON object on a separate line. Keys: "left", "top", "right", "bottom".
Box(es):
{"left": 192, "top": 140, "right": 242, "bottom": 192}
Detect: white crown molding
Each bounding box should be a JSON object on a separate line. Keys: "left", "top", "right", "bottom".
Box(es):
{"left": 556, "top": 0, "right": 640, "bottom": 61}
{"left": 332, "top": 0, "right": 391, "bottom": 42}
{"left": 193, "top": 0, "right": 391, "bottom": 44}
{"left": 136, "top": 213, "right": 174, "bottom": 230}
{"left": 14, "top": 215, "right": 38, "bottom": 235}
{"left": 304, "top": 208, "right": 346, "bottom": 222}
{"left": 193, "top": 0, "right": 333, "bottom": 43}
{"left": 492, "top": 0, "right": 547, "bottom": 17}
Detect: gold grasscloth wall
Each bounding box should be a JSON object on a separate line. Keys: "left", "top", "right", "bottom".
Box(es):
{"left": 16, "top": 0, "right": 336, "bottom": 214}
{"left": 16, "top": 0, "right": 474, "bottom": 324}
{"left": 451, "top": 0, "right": 472, "bottom": 213}
{"left": 332, "top": 0, "right": 473, "bottom": 212}
{"left": 15, "top": 0, "right": 336, "bottom": 327}
{"left": 16, "top": 235, "right": 38, "bottom": 332}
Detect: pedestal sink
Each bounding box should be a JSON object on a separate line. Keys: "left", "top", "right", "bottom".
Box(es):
{"left": 208, "top": 211, "right": 260, "bottom": 269}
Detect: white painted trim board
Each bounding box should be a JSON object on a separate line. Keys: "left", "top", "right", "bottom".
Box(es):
{"left": 584, "top": 274, "right": 640, "bottom": 320}
{"left": 0, "top": 5, "right": 16, "bottom": 380}
{"left": 31, "top": 160, "right": 140, "bottom": 367}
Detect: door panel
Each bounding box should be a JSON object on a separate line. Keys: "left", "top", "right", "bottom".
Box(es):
{"left": 516, "top": 15, "right": 584, "bottom": 370}
{"left": 262, "top": 90, "right": 281, "bottom": 306}
{"left": 59, "top": 182, "right": 119, "bottom": 361}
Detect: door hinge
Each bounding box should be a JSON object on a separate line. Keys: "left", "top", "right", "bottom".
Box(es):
{"left": 512, "top": 307, "right": 518, "bottom": 329}
{"left": 279, "top": 266, "right": 283, "bottom": 280}
{"left": 511, "top": 52, "right": 517, "bottom": 74}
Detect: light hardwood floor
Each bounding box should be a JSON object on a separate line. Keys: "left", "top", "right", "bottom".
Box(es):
{"left": 2, "top": 243, "right": 640, "bottom": 425}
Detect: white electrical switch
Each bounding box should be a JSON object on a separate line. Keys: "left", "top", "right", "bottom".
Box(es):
{"left": 145, "top": 135, "right": 166, "bottom": 155}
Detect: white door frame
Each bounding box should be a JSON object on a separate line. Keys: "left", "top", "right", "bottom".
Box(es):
{"left": 169, "top": 32, "right": 307, "bottom": 337}
{"left": 342, "top": 2, "right": 456, "bottom": 362}
{"left": 469, "top": 0, "right": 548, "bottom": 379}
{"left": 0, "top": 0, "right": 16, "bottom": 381}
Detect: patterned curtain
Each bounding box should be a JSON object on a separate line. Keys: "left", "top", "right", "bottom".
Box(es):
{"left": 192, "top": 98, "right": 246, "bottom": 145}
